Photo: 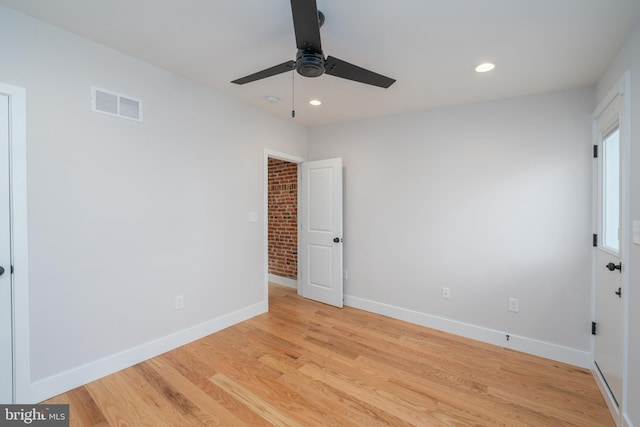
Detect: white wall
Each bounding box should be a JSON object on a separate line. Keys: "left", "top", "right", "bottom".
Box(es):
{"left": 308, "top": 88, "right": 595, "bottom": 366}
{"left": 0, "top": 6, "right": 306, "bottom": 402}
{"left": 597, "top": 19, "right": 640, "bottom": 427}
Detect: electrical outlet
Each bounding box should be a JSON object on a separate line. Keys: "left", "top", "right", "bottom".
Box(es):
{"left": 175, "top": 295, "right": 184, "bottom": 310}
{"left": 442, "top": 287, "right": 451, "bottom": 299}
{"left": 509, "top": 297, "right": 520, "bottom": 313}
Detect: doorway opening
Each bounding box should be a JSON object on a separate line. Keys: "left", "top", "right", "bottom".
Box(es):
{"left": 263, "top": 150, "right": 304, "bottom": 302}
{"left": 263, "top": 150, "right": 344, "bottom": 308}
{"left": 267, "top": 157, "right": 299, "bottom": 289}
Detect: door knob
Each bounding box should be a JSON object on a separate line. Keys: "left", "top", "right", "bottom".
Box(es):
{"left": 0, "top": 266, "right": 4, "bottom": 276}
{"left": 333, "top": 237, "right": 341, "bottom": 243}
{"left": 606, "top": 262, "right": 622, "bottom": 272}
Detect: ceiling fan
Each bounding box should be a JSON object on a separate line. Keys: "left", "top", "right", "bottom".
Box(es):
{"left": 231, "top": 0, "right": 396, "bottom": 89}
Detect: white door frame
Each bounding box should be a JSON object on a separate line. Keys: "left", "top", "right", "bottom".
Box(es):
{"left": 591, "top": 71, "right": 630, "bottom": 425}
{"left": 263, "top": 149, "right": 305, "bottom": 301}
{"left": 0, "top": 82, "right": 30, "bottom": 403}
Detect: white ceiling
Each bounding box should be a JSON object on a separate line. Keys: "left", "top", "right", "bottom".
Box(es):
{"left": 2, "top": 0, "right": 640, "bottom": 126}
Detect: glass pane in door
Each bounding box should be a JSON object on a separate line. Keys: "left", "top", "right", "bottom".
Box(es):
{"left": 602, "top": 126, "right": 620, "bottom": 252}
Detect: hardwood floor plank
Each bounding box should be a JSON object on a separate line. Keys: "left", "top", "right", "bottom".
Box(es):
{"left": 357, "top": 355, "right": 524, "bottom": 427}
{"left": 140, "top": 358, "right": 250, "bottom": 426}
{"left": 209, "top": 373, "right": 303, "bottom": 427}
{"left": 40, "top": 283, "right": 614, "bottom": 426}
{"left": 299, "top": 362, "right": 442, "bottom": 426}
{"left": 41, "top": 390, "right": 109, "bottom": 427}
{"left": 259, "top": 354, "right": 391, "bottom": 427}
{"left": 85, "top": 372, "right": 173, "bottom": 426}
{"left": 67, "top": 386, "right": 110, "bottom": 427}
{"left": 158, "top": 345, "right": 278, "bottom": 426}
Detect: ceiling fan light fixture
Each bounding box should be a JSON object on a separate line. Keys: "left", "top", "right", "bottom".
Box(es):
{"left": 296, "top": 50, "right": 325, "bottom": 78}
{"left": 475, "top": 62, "right": 496, "bottom": 73}
{"left": 309, "top": 99, "right": 322, "bottom": 106}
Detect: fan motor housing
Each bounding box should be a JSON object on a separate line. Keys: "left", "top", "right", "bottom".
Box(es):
{"left": 296, "top": 50, "right": 325, "bottom": 78}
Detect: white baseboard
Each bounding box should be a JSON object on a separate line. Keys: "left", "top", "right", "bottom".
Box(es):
{"left": 30, "top": 301, "right": 267, "bottom": 403}
{"left": 344, "top": 294, "right": 591, "bottom": 369}
{"left": 268, "top": 274, "right": 298, "bottom": 289}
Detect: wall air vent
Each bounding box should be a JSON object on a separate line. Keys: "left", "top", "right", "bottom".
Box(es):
{"left": 91, "top": 87, "right": 142, "bottom": 122}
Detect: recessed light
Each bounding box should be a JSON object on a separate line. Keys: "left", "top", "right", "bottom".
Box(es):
{"left": 309, "top": 99, "right": 322, "bottom": 106}
{"left": 475, "top": 62, "right": 495, "bottom": 73}
{"left": 265, "top": 96, "right": 279, "bottom": 103}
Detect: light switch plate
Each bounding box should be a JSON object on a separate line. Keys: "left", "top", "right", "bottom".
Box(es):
{"left": 509, "top": 297, "right": 520, "bottom": 313}
{"left": 248, "top": 211, "right": 257, "bottom": 223}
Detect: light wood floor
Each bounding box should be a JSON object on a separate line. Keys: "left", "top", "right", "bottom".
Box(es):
{"left": 44, "top": 284, "right": 613, "bottom": 426}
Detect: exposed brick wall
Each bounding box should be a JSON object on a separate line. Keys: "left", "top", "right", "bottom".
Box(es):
{"left": 268, "top": 158, "right": 298, "bottom": 279}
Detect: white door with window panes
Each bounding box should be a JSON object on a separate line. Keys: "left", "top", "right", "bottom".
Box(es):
{"left": 593, "top": 76, "right": 627, "bottom": 417}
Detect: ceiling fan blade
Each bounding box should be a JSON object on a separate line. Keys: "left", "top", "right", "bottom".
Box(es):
{"left": 231, "top": 60, "right": 296, "bottom": 85}
{"left": 325, "top": 56, "right": 396, "bottom": 88}
{"left": 290, "top": 0, "right": 322, "bottom": 54}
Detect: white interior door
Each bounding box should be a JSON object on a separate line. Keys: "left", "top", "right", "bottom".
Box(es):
{"left": 594, "top": 89, "right": 624, "bottom": 409}
{"left": 299, "top": 158, "right": 343, "bottom": 307}
{"left": 0, "top": 93, "right": 13, "bottom": 403}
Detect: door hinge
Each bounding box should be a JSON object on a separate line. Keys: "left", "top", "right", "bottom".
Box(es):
{"left": 593, "top": 145, "right": 598, "bottom": 158}
{"left": 593, "top": 234, "right": 598, "bottom": 247}
{"left": 592, "top": 321, "right": 597, "bottom": 335}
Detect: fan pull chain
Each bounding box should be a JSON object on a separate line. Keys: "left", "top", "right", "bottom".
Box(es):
{"left": 291, "top": 70, "right": 296, "bottom": 118}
